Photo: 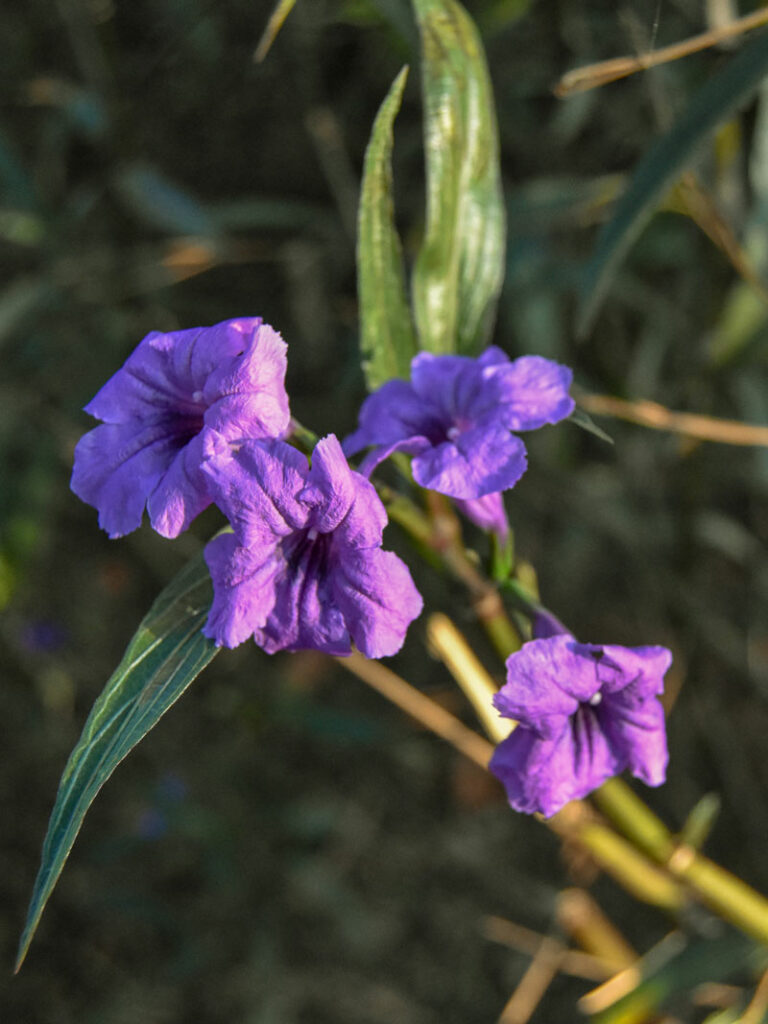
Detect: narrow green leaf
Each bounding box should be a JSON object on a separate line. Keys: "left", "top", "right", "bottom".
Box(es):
{"left": 357, "top": 65, "right": 418, "bottom": 389}
{"left": 254, "top": 0, "right": 299, "bottom": 62}
{"left": 412, "top": 0, "right": 505, "bottom": 355}
{"left": 679, "top": 792, "right": 721, "bottom": 851}
{"left": 16, "top": 551, "right": 218, "bottom": 971}
{"left": 569, "top": 407, "right": 614, "bottom": 445}
{"left": 588, "top": 931, "right": 763, "bottom": 1024}
{"left": 578, "top": 29, "right": 768, "bottom": 338}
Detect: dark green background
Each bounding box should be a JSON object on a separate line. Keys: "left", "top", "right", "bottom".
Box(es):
{"left": 3, "top": 1, "right": 768, "bottom": 1020}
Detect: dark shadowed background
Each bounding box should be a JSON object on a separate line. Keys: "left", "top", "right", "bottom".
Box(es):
{"left": 3, "top": 1, "right": 768, "bottom": 1020}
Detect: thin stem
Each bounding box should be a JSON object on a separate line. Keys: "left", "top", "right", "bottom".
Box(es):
{"left": 335, "top": 651, "right": 494, "bottom": 770}
{"left": 578, "top": 393, "right": 768, "bottom": 448}
{"left": 592, "top": 777, "right": 674, "bottom": 862}
{"left": 383, "top": 487, "right": 523, "bottom": 659}
{"left": 426, "top": 612, "right": 512, "bottom": 743}
{"left": 554, "top": 6, "right": 768, "bottom": 97}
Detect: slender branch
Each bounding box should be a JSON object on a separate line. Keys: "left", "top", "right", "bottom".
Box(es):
{"left": 578, "top": 393, "right": 768, "bottom": 448}
{"left": 497, "top": 935, "right": 563, "bottom": 1024}
{"left": 335, "top": 651, "right": 494, "bottom": 770}
{"left": 426, "top": 612, "right": 512, "bottom": 743}
{"left": 482, "top": 916, "right": 613, "bottom": 982}
{"left": 554, "top": 6, "right": 768, "bottom": 97}
{"left": 254, "top": 0, "right": 298, "bottom": 62}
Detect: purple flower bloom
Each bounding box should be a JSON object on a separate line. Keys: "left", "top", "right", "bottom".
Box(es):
{"left": 71, "top": 318, "right": 290, "bottom": 538}
{"left": 454, "top": 493, "right": 509, "bottom": 539}
{"left": 201, "top": 432, "right": 423, "bottom": 658}
{"left": 343, "top": 348, "right": 574, "bottom": 499}
{"left": 489, "top": 634, "right": 671, "bottom": 817}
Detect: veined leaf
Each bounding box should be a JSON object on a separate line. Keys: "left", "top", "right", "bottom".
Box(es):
{"left": 16, "top": 550, "right": 219, "bottom": 970}
{"left": 412, "top": 0, "right": 505, "bottom": 355}
{"left": 357, "top": 65, "right": 418, "bottom": 389}
{"left": 578, "top": 28, "right": 768, "bottom": 338}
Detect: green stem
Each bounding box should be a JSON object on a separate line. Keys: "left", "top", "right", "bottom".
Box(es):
{"left": 365, "top": 458, "right": 768, "bottom": 945}
{"left": 593, "top": 777, "right": 674, "bottom": 862}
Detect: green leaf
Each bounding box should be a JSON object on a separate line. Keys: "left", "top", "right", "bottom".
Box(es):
{"left": 569, "top": 407, "right": 614, "bottom": 445}
{"left": 588, "top": 931, "right": 764, "bottom": 1024}
{"left": 16, "top": 550, "right": 219, "bottom": 971}
{"left": 411, "top": 0, "right": 505, "bottom": 355}
{"left": 357, "top": 65, "right": 418, "bottom": 389}
{"left": 578, "top": 29, "right": 768, "bottom": 338}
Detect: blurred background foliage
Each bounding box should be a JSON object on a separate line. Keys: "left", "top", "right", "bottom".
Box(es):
{"left": 3, "top": 0, "right": 768, "bottom": 1020}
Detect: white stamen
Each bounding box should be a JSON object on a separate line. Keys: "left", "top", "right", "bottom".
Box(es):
{"left": 307, "top": 528, "right": 318, "bottom": 541}
{"left": 192, "top": 390, "right": 204, "bottom": 404}
{"left": 447, "top": 425, "right": 460, "bottom": 441}
{"left": 589, "top": 692, "right": 603, "bottom": 706}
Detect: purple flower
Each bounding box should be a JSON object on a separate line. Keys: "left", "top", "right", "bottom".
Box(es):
{"left": 201, "top": 432, "right": 423, "bottom": 657}
{"left": 71, "top": 318, "right": 290, "bottom": 538}
{"left": 454, "top": 493, "right": 509, "bottom": 539}
{"left": 489, "top": 634, "right": 671, "bottom": 817}
{"left": 343, "top": 348, "right": 574, "bottom": 499}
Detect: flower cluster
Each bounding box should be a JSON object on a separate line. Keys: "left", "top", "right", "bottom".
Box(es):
{"left": 71, "top": 318, "right": 422, "bottom": 657}
{"left": 72, "top": 317, "right": 670, "bottom": 815}
{"left": 489, "top": 633, "right": 671, "bottom": 817}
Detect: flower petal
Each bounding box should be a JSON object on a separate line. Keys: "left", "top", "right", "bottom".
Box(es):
{"left": 494, "top": 636, "right": 590, "bottom": 736}
{"left": 255, "top": 538, "right": 351, "bottom": 655}
{"left": 71, "top": 421, "right": 184, "bottom": 537}
{"left": 599, "top": 690, "right": 668, "bottom": 786}
{"left": 303, "top": 434, "right": 357, "bottom": 533}
{"left": 201, "top": 435, "right": 309, "bottom": 548}
{"left": 203, "top": 532, "right": 282, "bottom": 648}
{"left": 332, "top": 547, "right": 423, "bottom": 658}
{"left": 454, "top": 492, "right": 509, "bottom": 538}
{"left": 410, "top": 352, "right": 476, "bottom": 415}
{"left": 83, "top": 331, "right": 198, "bottom": 424}
{"left": 342, "top": 379, "right": 444, "bottom": 456}
{"left": 146, "top": 430, "right": 212, "bottom": 538}
{"left": 412, "top": 424, "right": 527, "bottom": 499}
{"left": 302, "top": 435, "right": 388, "bottom": 547}
{"left": 203, "top": 321, "right": 290, "bottom": 439}
{"left": 494, "top": 356, "right": 574, "bottom": 431}
{"left": 490, "top": 706, "right": 622, "bottom": 817}
{"left": 596, "top": 644, "right": 673, "bottom": 697}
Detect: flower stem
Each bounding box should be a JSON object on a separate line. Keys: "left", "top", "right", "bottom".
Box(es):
{"left": 596, "top": 778, "right": 768, "bottom": 944}
{"left": 379, "top": 479, "right": 768, "bottom": 944}
{"left": 592, "top": 777, "right": 674, "bottom": 862}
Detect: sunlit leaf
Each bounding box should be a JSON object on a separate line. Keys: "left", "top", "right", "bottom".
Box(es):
{"left": 412, "top": 0, "right": 505, "bottom": 355}
{"left": 16, "top": 550, "right": 218, "bottom": 970}
{"left": 357, "top": 65, "right": 417, "bottom": 389}
{"left": 578, "top": 28, "right": 768, "bottom": 338}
